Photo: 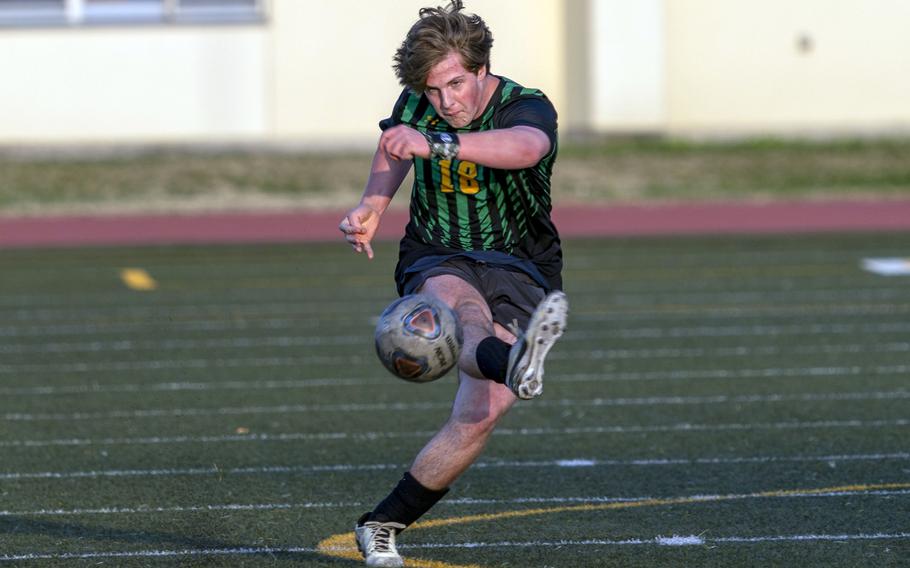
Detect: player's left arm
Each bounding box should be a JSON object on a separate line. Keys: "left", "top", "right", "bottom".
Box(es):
{"left": 454, "top": 126, "right": 551, "bottom": 170}
{"left": 379, "top": 124, "right": 549, "bottom": 170}
{"left": 381, "top": 97, "right": 556, "bottom": 169}
{"left": 460, "top": 95, "right": 556, "bottom": 169}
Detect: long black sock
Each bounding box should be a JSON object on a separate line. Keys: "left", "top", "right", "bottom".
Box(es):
{"left": 475, "top": 335, "right": 511, "bottom": 383}
{"left": 365, "top": 471, "right": 449, "bottom": 527}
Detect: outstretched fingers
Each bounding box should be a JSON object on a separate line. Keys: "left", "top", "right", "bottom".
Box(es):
{"left": 339, "top": 209, "right": 376, "bottom": 259}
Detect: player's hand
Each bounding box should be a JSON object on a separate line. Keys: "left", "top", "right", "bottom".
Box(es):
{"left": 379, "top": 125, "right": 430, "bottom": 161}
{"left": 339, "top": 204, "right": 381, "bottom": 259}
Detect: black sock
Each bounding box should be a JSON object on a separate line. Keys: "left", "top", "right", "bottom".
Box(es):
{"left": 476, "top": 335, "right": 511, "bottom": 383}
{"left": 365, "top": 471, "right": 449, "bottom": 527}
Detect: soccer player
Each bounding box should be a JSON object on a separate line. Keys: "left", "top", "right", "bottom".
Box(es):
{"left": 338, "top": 1, "right": 568, "bottom": 565}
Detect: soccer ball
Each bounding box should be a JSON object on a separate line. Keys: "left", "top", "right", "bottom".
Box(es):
{"left": 374, "top": 294, "right": 463, "bottom": 382}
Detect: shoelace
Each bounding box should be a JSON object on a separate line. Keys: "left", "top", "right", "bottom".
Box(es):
{"left": 503, "top": 319, "right": 527, "bottom": 391}
{"left": 506, "top": 318, "right": 523, "bottom": 339}
{"left": 365, "top": 522, "right": 399, "bottom": 553}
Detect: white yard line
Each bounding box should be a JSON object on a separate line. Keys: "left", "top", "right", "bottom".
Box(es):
{"left": 0, "top": 319, "right": 310, "bottom": 338}
{"left": 401, "top": 532, "right": 910, "bottom": 550}
{"left": 0, "top": 356, "right": 370, "bottom": 374}
{"left": 0, "top": 377, "right": 374, "bottom": 395}
{"left": 0, "top": 335, "right": 365, "bottom": 355}
{"left": 3, "top": 390, "right": 909, "bottom": 421}
{"left": 2, "top": 300, "right": 908, "bottom": 326}
{"left": 2, "top": 532, "right": 909, "bottom": 562}
{"left": 2, "top": 361, "right": 910, "bottom": 390}
{"left": 3, "top": 319, "right": 910, "bottom": 339}
{"left": 1, "top": 452, "right": 907, "bottom": 481}
{"left": 0, "top": 501, "right": 362, "bottom": 517}
{"left": 3, "top": 332, "right": 910, "bottom": 355}
{"left": 2, "top": 489, "right": 908, "bottom": 518}
{"left": 0, "top": 547, "right": 320, "bottom": 563}
{"left": 0, "top": 300, "right": 385, "bottom": 322}
{"left": 2, "top": 417, "right": 908, "bottom": 449}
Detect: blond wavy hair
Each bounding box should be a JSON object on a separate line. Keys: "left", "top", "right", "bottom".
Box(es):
{"left": 393, "top": 0, "right": 494, "bottom": 93}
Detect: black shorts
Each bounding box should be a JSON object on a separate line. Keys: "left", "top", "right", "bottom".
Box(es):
{"left": 402, "top": 257, "right": 546, "bottom": 331}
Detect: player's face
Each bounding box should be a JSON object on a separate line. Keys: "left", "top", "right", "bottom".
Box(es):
{"left": 424, "top": 52, "right": 487, "bottom": 128}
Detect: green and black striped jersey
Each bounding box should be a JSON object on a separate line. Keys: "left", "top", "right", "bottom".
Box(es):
{"left": 382, "top": 76, "right": 563, "bottom": 291}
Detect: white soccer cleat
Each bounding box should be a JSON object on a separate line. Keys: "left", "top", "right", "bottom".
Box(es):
{"left": 505, "top": 291, "right": 568, "bottom": 399}
{"left": 355, "top": 520, "right": 406, "bottom": 567}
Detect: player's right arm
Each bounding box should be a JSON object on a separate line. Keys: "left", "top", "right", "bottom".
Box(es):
{"left": 339, "top": 144, "right": 411, "bottom": 259}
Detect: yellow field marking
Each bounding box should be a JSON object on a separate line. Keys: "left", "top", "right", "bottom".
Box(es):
{"left": 315, "top": 482, "right": 910, "bottom": 567}
{"left": 120, "top": 268, "right": 158, "bottom": 291}
{"left": 316, "top": 532, "right": 484, "bottom": 568}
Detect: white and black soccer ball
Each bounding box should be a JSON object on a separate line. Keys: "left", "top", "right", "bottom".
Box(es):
{"left": 374, "top": 294, "right": 463, "bottom": 383}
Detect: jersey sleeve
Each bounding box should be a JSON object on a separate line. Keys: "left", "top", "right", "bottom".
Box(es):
{"left": 378, "top": 88, "right": 411, "bottom": 131}
{"left": 494, "top": 97, "right": 558, "bottom": 149}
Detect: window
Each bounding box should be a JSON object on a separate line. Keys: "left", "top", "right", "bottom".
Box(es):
{"left": 83, "top": 0, "right": 164, "bottom": 24}
{"left": 174, "top": 0, "right": 263, "bottom": 23}
{"left": 0, "top": 0, "right": 264, "bottom": 27}
{"left": 0, "top": 0, "right": 66, "bottom": 26}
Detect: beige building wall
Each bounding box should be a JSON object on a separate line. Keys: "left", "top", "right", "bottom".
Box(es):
{"left": 0, "top": 0, "right": 563, "bottom": 146}
{"left": 0, "top": 0, "right": 909, "bottom": 144}
{"left": 664, "top": 0, "right": 910, "bottom": 135}
{"left": 0, "top": 26, "right": 267, "bottom": 143}
{"left": 588, "top": 0, "right": 665, "bottom": 132}
{"left": 268, "top": 0, "right": 565, "bottom": 146}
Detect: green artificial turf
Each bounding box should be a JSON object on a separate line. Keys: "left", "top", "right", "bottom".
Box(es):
{"left": 0, "top": 233, "right": 909, "bottom": 566}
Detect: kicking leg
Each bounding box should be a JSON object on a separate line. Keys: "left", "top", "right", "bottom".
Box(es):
{"left": 409, "top": 340, "right": 518, "bottom": 490}
{"left": 355, "top": 275, "right": 518, "bottom": 566}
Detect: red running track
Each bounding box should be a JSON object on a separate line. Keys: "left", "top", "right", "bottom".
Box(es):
{"left": 1, "top": 200, "right": 909, "bottom": 248}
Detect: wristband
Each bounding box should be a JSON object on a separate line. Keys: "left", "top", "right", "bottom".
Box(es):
{"left": 422, "top": 131, "right": 460, "bottom": 160}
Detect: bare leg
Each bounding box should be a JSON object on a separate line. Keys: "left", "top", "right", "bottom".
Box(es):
{"left": 354, "top": 273, "right": 552, "bottom": 568}
{"left": 418, "top": 274, "right": 499, "bottom": 378}
{"left": 408, "top": 274, "right": 517, "bottom": 490}
{"left": 409, "top": 364, "right": 516, "bottom": 490}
